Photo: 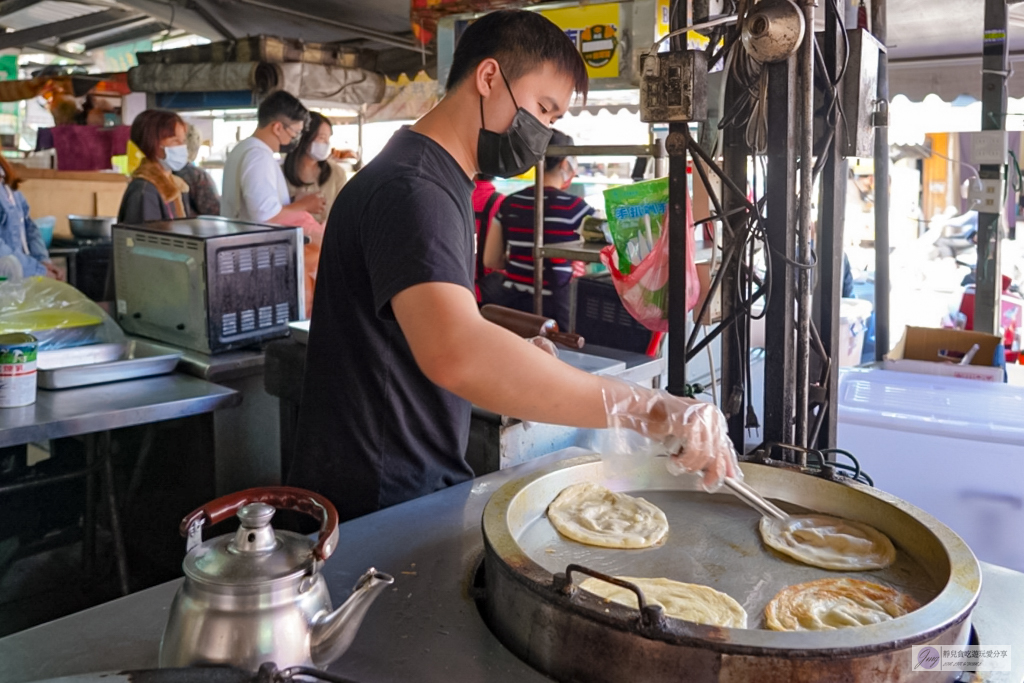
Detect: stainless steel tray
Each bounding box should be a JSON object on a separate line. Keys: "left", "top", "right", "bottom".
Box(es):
{"left": 38, "top": 343, "right": 127, "bottom": 370}
{"left": 38, "top": 340, "right": 183, "bottom": 390}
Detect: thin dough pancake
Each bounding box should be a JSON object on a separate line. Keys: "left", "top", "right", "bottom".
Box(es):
{"left": 765, "top": 577, "right": 920, "bottom": 631}
{"left": 580, "top": 576, "right": 748, "bottom": 628}
{"left": 547, "top": 482, "right": 669, "bottom": 549}
{"left": 759, "top": 515, "right": 896, "bottom": 570}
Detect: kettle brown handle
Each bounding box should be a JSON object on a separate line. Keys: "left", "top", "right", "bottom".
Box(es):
{"left": 179, "top": 486, "right": 340, "bottom": 561}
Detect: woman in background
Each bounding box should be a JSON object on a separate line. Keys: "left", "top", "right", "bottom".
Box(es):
{"left": 174, "top": 124, "right": 220, "bottom": 216}
{"left": 118, "top": 109, "right": 190, "bottom": 223}
{"left": 283, "top": 111, "right": 347, "bottom": 224}
{"left": 0, "top": 156, "right": 59, "bottom": 280}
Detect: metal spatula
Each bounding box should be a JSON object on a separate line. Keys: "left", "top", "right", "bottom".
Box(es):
{"left": 653, "top": 437, "right": 790, "bottom": 521}
{"left": 722, "top": 477, "right": 790, "bottom": 521}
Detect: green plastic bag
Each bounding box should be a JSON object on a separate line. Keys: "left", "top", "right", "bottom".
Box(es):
{"left": 603, "top": 178, "right": 669, "bottom": 276}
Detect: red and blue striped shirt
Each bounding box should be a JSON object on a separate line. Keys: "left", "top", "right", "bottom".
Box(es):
{"left": 498, "top": 186, "right": 595, "bottom": 291}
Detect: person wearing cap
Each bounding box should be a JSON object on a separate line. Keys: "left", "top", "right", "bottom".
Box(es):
{"left": 480, "top": 129, "right": 593, "bottom": 330}
{"left": 174, "top": 124, "right": 220, "bottom": 217}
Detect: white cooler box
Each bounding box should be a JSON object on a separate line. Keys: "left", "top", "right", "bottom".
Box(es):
{"left": 837, "top": 367, "right": 1024, "bottom": 571}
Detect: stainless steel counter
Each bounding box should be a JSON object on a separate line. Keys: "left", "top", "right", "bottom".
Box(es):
{"left": 1, "top": 448, "right": 1022, "bottom": 683}
{"left": 0, "top": 374, "right": 240, "bottom": 448}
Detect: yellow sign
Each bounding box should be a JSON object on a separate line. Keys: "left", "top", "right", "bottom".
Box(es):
{"left": 655, "top": 0, "right": 711, "bottom": 51}
{"left": 656, "top": 0, "right": 671, "bottom": 39}
{"left": 541, "top": 3, "right": 620, "bottom": 80}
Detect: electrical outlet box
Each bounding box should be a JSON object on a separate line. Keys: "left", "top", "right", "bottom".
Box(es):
{"left": 967, "top": 178, "right": 1005, "bottom": 213}
{"left": 694, "top": 261, "right": 722, "bottom": 325}
{"left": 639, "top": 49, "right": 708, "bottom": 123}
{"left": 840, "top": 28, "right": 883, "bottom": 159}
{"left": 970, "top": 131, "right": 1009, "bottom": 166}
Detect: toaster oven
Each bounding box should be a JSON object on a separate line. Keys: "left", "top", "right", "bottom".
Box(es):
{"left": 113, "top": 217, "right": 303, "bottom": 354}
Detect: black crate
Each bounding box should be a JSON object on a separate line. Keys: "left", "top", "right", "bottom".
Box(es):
{"left": 574, "top": 276, "right": 657, "bottom": 355}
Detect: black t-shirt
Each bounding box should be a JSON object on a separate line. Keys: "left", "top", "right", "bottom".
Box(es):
{"left": 290, "top": 128, "right": 476, "bottom": 521}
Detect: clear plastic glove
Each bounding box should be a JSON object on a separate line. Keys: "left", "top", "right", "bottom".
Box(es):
{"left": 528, "top": 336, "right": 559, "bottom": 358}
{"left": 602, "top": 380, "right": 741, "bottom": 491}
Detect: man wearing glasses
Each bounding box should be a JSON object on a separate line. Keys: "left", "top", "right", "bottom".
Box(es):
{"left": 222, "top": 90, "right": 327, "bottom": 222}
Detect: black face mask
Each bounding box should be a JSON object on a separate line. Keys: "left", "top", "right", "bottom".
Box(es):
{"left": 477, "top": 67, "right": 553, "bottom": 178}
{"left": 278, "top": 124, "right": 300, "bottom": 154}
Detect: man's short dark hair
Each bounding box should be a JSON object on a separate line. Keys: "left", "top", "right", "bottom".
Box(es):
{"left": 257, "top": 90, "right": 310, "bottom": 129}
{"left": 446, "top": 10, "right": 588, "bottom": 102}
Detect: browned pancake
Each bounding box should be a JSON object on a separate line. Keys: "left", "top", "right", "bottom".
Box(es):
{"left": 765, "top": 577, "right": 920, "bottom": 631}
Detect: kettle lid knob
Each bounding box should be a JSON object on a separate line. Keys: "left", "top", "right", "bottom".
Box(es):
{"left": 237, "top": 502, "right": 276, "bottom": 529}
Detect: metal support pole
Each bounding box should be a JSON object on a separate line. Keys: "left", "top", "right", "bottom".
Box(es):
{"left": 667, "top": 126, "right": 690, "bottom": 395}
{"left": 976, "top": 0, "right": 1009, "bottom": 335}
{"left": 666, "top": 0, "right": 690, "bottom": 395}
{"left": 795, "top": 0, "right": 816, "bottom": 451}
{"left": 764, "top": 57, "right": 798, "bottom": 449}
{"left": 814, "top": 0, "right": 848, "bottom": 450}
{"left": 721, "top": 114, "right": 749, "bottom": 449}
{"left": 872, "top": 0, "right": 890, "bottom": 359}
{"left": 533, "top": 161, "right": 546, "bottom": 317}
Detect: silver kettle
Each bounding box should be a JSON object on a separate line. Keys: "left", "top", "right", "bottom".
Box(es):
{"left": 158, "top": 487, "right": 394, "bottom": 671}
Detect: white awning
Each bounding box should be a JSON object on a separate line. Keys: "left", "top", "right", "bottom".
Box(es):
{"left": 890, "top": 55, "right": 1024, "bottom": 103}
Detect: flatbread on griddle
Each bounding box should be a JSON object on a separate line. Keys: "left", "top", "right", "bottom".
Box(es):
{"left": 547, "top": 482, "right": 669, "bottom": 549}
{"left": 580, "top": 576, "right": 748, "bottom": 628}
{"left": 759, "top": 515, "right": 896, "bottom": 570}
{"left": 765, "top": 577, "right": 920, "bottom": 631}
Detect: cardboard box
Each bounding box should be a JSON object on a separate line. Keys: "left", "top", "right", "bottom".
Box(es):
{"left": 883, "top": 326, "right": 1004, "bottom": 382}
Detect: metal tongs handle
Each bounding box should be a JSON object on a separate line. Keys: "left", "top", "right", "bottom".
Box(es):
{"left": 723, "top": 477, "right": 790, "bottom": 521}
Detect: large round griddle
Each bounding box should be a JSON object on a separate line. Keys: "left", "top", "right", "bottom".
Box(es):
{"left": 479, "top": 454, "right": 981, "bottom": 683}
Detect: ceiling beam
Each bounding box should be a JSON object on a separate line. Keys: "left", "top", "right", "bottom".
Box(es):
{"left": 0, "top": 0, "right": 42, "bottom": 18}
{"left": 59, "top": 15, "right": 151, "bottom": 44}
{"left": 233, "top": 0, "right": 430, "bottom": 54}
{"left": 0, "top": 8, "right": 140, "bottom": 50}
{"left": 82, "top": 20, "right": 169, "bottom": 51}
{"left": 22, "top": 42, "right": 92, "bottom": 61}
{"left": 185, "top": 0, "right": 234, "bottom": 40}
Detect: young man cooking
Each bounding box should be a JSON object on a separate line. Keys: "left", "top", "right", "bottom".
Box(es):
{"left": 291, "top": 10, "right": 740, "bottom": 522}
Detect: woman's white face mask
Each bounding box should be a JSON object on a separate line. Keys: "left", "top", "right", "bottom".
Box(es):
{"left": 161, "top": 145, "right": 189, "bottom": 172}
{"left": 309, "top": 141, "right": 331, "bottom": 162}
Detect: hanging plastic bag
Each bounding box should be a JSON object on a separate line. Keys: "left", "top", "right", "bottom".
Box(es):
{"left": 0, "top": 277, "right": 125, "bottom": 350}
{"left": 599, "top": 209, "right": 700, "bottom": 333}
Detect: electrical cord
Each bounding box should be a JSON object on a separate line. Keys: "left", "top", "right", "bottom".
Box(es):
{"left": 760, "top": 444, "right": 874, "bottom": 486}
{"left": 648, "top": 14, "right": 740, "bottom": 55}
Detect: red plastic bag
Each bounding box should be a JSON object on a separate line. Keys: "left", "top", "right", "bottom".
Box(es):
{"left": 599, "top": 209, "right": 700, "bottom": 333}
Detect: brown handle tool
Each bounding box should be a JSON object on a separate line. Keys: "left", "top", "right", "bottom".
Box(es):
{"left": 480, "top": 304, "right": 585, "bottom": 349}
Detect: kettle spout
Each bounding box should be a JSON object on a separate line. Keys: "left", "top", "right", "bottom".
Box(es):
{"left": 311, "top": 567, "right": 394, "bottom": 668}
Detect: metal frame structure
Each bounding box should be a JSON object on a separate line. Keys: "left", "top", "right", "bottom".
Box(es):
{"left": 976, "top": 0, "right": 1010, "bottom": 335}
{"left": 530, "top": 142, "right": 668, "bottom": 319}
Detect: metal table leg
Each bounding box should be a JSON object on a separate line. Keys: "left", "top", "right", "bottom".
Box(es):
{"left": 82, "top": 435, "right": 96, "bottom": 575}
{"left": 99, "top": 431, "right": 130, "bottom": 596}
{"left": 124, "top": 425, "right": 155, "bottom": 511}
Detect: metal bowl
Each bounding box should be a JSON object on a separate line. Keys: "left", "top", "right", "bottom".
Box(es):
{"left": 68, "top": 215, "right": 116, "bottom": 240}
